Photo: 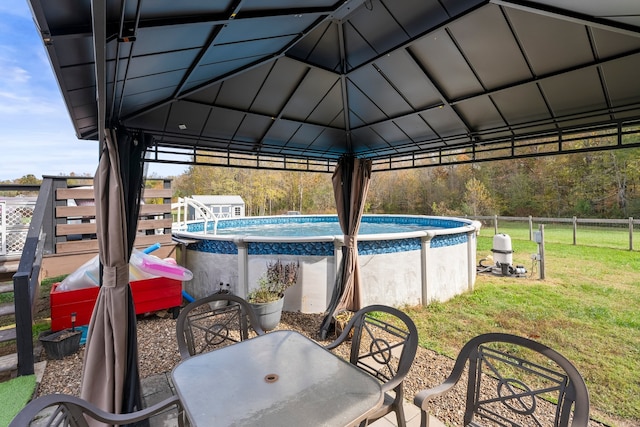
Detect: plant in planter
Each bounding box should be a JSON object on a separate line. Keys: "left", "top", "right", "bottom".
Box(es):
{"left": 39, "top": 313, "right": 82, "bottom": 360}
{"left": 247, "top": 260, "right": 299, "bottom": 330}
{"left": 333, "top": 310, "right": 355, "bottom": 339}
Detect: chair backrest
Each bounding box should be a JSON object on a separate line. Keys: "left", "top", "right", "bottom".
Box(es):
{"left": 176, "top": 293, "right": 265, "bottom": 359}
{"left": 9, "top": 393, "right": 182, "bottom": 426}
{"left": 325, "top": 304, "right": 419, "bottom": 394}
{"left": 417, "top": 332, "right": 590, "bottom": 427}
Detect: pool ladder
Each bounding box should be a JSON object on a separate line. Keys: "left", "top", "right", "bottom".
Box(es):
{"left": 172, "top": 197, "right": 220, "bottom": 235}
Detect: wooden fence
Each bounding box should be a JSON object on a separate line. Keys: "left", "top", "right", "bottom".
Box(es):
{"left": 54, "top": 186, "right": 173, "bottom": 254}
{"left": 468, "top": 215, "right": 639, "bottom": 251}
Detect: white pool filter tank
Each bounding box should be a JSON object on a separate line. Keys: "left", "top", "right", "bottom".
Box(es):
{"left": 492, "top": 234, "right": 513, "bottom": 267}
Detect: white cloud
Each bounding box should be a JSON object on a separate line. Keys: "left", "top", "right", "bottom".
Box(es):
{"left": 0, "top": 2, "right": 186, "bottom": 181}
{"left": 0, "top": 64, "right": 30, "bottom": 85}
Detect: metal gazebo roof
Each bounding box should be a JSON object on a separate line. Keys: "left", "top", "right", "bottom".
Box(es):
{"left": 28, "top": 0, "right": 640, "bottom": 171}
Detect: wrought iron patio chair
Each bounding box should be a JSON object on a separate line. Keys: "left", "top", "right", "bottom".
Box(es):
{"left": 414, "top": 332, "right": 590, "bottom": 427}
{"left": 176, "top": 293, "right": 265, "bottom": 359}
{"left": 9, "top": 393, "right": 183, "bottom": 427}
{"left": 324, "top": 304, "right": 419, "bottom": 427}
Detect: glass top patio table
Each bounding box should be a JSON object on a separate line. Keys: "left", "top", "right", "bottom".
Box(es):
{"left": 171, "top": 330, "right": 383, "bottom": 426}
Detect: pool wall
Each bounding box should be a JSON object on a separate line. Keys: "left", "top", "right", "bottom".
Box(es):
{"left": 174, "top": 215, "right": 481, "bottom": 313}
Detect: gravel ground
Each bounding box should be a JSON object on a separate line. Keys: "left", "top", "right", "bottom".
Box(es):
{"left": 37, "top": 311, "right": 611, "bottom": 427}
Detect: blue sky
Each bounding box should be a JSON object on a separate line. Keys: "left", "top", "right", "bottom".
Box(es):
{"left": 0, "top": 1, "right": 187, "bottom": 181}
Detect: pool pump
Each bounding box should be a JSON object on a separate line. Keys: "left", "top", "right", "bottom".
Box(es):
{"left": 490, "top": 234, "right": 527, "bottom": 277}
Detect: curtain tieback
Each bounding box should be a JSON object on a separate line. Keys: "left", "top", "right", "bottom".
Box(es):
{"left": 103, "top": 264, "right": 129, "bottom": 287}
{"left": 344, "top": 235, "right": 356, "bottom": 249}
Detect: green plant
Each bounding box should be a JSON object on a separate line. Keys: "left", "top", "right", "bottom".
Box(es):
{"left": 333, "top": 310, "right": 355, "bottom": 338}
{"left": 247, "top": 260, "right": 299, "bottom": 304}
{"left": 41, "top": 275, "right": 68, "bottom": 288}
{"left": 0, "top": 291, "right": 13, "bottom": 304}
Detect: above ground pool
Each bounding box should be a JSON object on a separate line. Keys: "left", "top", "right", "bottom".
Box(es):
{"left": 173, "top": 214, "right": 481, "bottom": 313}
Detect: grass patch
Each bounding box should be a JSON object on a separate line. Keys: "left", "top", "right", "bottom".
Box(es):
{"left": 40, "top": 275, "right": 67, "bottom": 291}
{"left": 0, "top": 375, "right": 36, "bottom": 426}
{"left": 0, "top": 292, "right": 13, "bottom": 304}
{"left": 0, "top": 274, "right": 65, "bottom": 350}
{"left": 404, "top": 233, "right": 640, "bottom": 425}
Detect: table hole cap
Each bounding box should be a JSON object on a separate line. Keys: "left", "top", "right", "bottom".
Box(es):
{"left": 264, "top": 373, "right": 279, "bottom": 383}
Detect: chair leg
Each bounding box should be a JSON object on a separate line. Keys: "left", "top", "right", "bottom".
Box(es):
{"left": 393, "top": 387, "right": 407, "bottom": 427}
{"left": 394, "top": 402, "right": 407, "bottom": 427}
{"left": 178, "top": 408, "right": 189, "bottom": 427}
{"left": 419, "top": 411, "right": 428, "bottom": 427}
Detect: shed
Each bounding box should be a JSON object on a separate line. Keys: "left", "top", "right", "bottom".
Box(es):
{"left": 191, "top": 195, "right": 245, "bottom": 219}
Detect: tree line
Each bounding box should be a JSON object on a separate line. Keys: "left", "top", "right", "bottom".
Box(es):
{"left": 3, "top": 148, "right": 639, "bottom": 219}
{"left": 172, "top": 148, "right": 640, "bottom": 219}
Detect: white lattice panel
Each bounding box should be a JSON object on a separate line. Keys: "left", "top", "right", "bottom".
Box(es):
{"left": 1, "top": 201, "right": 34, "bottom": 256}
{"left": 6, "top": 231, "right": 27, "bottom": 254}
{"left": 0, "top": 202, "right": 6, "bottom": 256}
{"left": 6, "top": 204, "right": 33, "bottom": 226}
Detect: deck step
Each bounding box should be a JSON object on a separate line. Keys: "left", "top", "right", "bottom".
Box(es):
{"left": 0, "top": 283, "right": 13, "bottom": 294}
{"left": 0, "top": 302, "right": 15, "bottom": 317}
{"left": 0, "top": 327, "right": 17, "bottom": 343}
{"left": 0, "top": 353, "right": 18, "bottom": 374}
{"left": 0, "top": 261, "right": 19, "bottom": 274}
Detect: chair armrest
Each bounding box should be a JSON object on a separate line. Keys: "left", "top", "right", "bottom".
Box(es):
{"left": 413, "top": 346, "right": 470, "bottom": 410}
{"left": 322, "top": 331, "right": 350, "bottom": 351}
{"left": 413, "top": 377, "right": 460, "bottom": 409}
{"left": 323, "top": 326, "right": 355, "bottom": 351}
{"left": 10, "top": 394, "right": 182, "bottom": 426}
{"left": 323, "top": 339, "right": 341, "bottom": 350}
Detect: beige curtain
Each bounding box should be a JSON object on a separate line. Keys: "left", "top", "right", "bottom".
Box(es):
{"left": 334, "top": 157, "right": 372, "bottom": 312}
{"left": 319, "top": 156, "right": 372, "bottom": 338}
{"left": 79, "top": 129, "right": 133, "bottom": 425}
{"left": 81, "top": 129, "right": 152, "bottom": 426}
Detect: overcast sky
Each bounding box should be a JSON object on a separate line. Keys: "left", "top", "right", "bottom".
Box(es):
{"left": 0, "top": 1, "right": 187, "bottom": 181}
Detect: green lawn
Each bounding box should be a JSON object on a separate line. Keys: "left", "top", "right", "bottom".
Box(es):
{"left": 404, "top": 232, "right": 640, "bottom": 425}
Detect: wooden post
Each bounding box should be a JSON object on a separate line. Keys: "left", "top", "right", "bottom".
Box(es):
{"left": 494, "top": 214, "right": 498, "bottom": 235}
{"left": 539, "top": 224, "right": 545, "bottom": 280}
{"left": 528, "top": 215, "right": 533, "bottom": 240}
{"left": 13, "top": 272, "right": 34, "bottom": 376}
{"left": 572, "top": 216, "right": 577, "bottom": 246}
{"left": 630, "top": 217, "right": 634, "bottom": 251}
{"left": 163, "top": 178, "right": 172, "bottom": 236}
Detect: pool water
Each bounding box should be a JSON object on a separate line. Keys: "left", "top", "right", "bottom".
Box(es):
{"left": 214, "top": 221, "right": 431, "bottom": 237}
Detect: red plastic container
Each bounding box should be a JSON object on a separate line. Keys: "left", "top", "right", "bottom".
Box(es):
{"left": 50, "top": 277, "right": 182, "bottom": 331}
